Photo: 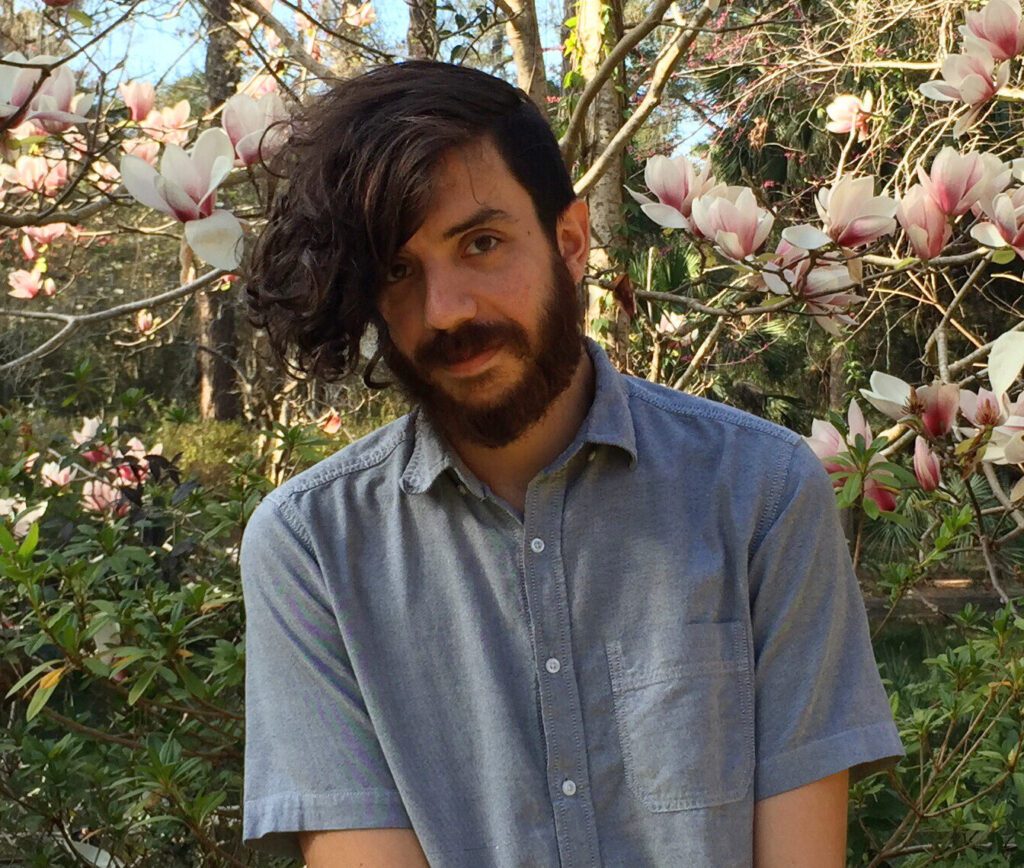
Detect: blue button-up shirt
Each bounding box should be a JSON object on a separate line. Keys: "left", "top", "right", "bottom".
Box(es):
{"left": 241, "top": 339, "right": 904, "bottom": 866}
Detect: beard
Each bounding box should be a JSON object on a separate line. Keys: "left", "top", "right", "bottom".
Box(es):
{"left": 379, "top": 252, "right": 584, "bottom": 449}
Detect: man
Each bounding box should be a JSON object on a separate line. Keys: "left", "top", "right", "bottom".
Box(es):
{"left": 240, "top": 61, "right": 904, "bottom": 867}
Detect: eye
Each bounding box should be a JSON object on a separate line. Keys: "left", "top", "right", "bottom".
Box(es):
{"left": 384, "top": 261, "right": 411, "bottom": 284}
{"left": 467, "top": 234, "right": 500, "bottom": 255}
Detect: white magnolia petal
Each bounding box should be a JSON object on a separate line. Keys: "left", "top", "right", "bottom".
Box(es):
{"left": 782, "top": 224, "right": 832, "bottom": 250}
{"left": 971, "top": 220, "right": 1008, "bottom": 247}
{"left": 625, "top": 186, "right": 653, "bottom": 206}
{"left": 988, "top": 330, "right": 1024, "bottom": 398}
{"left": 119, "top": 154, "right": 172, "bottom": 214}
{"left": 184, "top": 209, "right": 243, "bottom": 269}
{"left": 640, "top": 202, "right": 688, "bottom": 229}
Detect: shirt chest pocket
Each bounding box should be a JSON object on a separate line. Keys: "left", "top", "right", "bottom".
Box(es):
{"left": 605, "top": 620, "right": 754, "bottom": 812}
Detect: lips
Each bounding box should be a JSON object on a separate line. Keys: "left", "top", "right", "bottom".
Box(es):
{"left": 440, "top": 344, "right": 501, "bottom": 376}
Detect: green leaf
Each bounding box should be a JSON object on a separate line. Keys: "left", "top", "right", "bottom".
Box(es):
{"left": 128, "top": 666, "right": 158, "bottom": 706}
{"left": 26, "top": 680, "right": 58, "bottom": 721}
{"left": 68, "top": 8, "right": 94, "bottom": 26}
{"left": 863, "top": 496, "right": 881, "bottom": 520}
{"left": 17, "top": 521, "right": 39, "bottom": 560}
{"left": 5, "top": 660, "right": 59, "bottom": 699}
{"left": 0, "top": 523, "right": 16, "bottom": 553}
{"left": 992, "top": 246, "right": 1017, "bottom": 265}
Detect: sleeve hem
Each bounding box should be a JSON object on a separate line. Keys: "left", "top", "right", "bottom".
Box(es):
{"left": 243, "top": 789, "right": 412, "bottom": 860}
{"left": 754, "top": 719, "right": 905, "bottom": 801}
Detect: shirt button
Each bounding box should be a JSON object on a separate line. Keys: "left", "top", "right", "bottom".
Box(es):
{"left": 587, "top": 449, "right": 597, "bottom": 462}
{"left": 457, "top": 484, "right": 467, "bottom": 495}
{"left": 530, "top": 537, "right": 545, "bottom": 553}
{"left": 545, "top": 657, "right": 561, "bottom": 674}
{"left": 562, "top": 779, "right": 577, "bottom": 796}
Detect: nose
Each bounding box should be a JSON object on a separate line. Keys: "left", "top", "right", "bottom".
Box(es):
{"left": 422, "top": 261, "right": 477, "bottom": 332}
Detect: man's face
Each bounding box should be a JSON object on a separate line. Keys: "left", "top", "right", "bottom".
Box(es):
{"left": 375, "top": 139, "right": 587, "bottom": 448}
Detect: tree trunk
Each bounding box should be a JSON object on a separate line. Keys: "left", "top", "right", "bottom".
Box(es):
{"left": 197, "top": 0, "right": 241, "bottom": 420}
{"left": 502, "top": 0, "right": 547, "bottom": 113}
{"left": 576, "top": 0, "right": 629, "bottom": 368}
{"left": 406, "top": 0, "right": 437, "bottom": 59}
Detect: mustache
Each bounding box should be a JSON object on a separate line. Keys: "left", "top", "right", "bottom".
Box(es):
{"left": 415, "top": 321, "right": 529, "bottom": 368}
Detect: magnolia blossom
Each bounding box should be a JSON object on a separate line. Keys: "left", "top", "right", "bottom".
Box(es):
{"left": 240, "top": 74, "right": 278, "bottom": 98}
{"left": 120, "top": 127, "right": 243, "bottom": 270}
{"left": 0, "top": 53, "right": 90, "bottom": 131}
{"left": 814, "top": 175, "right": 897, "bottom": 248}
{"left": 960, "top": 0, "right": 1024, "bottom": 62}
{"left": 343, "top": 1, "right": 377, "bottom": 27}
{"left": 122, "top": 136, "right": 160, "bottom": 167}
{"left": 24, "top": 222, "right": 67, "bottom": 246}
{"left": 135, "top": 309, "right": 155, "bottom": 334}
{"left": 917, "top": 147, "right": 1010, "bottom": 217}
{"left": 896, "top": 184, "right": 951, "bottom": 260}
{"left": 7, "top": 266, "right": 55, "bottom": 299}
{"left": 82, "top": 480, "right": 124, "bottom": 515}
{"left": 919, "top": 45, "right": 1010, "bottom": 135}
{"left": 804, "top": 399, "right": 898, "bottom": 511}
{"left": 970, "top": 186, "right": 1024, "bottom": 257}
{"left": 112, "top": 437, "right": 163, "bottom": 484}
{"left": 627, "top": 154, "right": 716, "bottom": 231}
{"left": 825, "top": 93, "right": 871, "bottom": 139}
{"left": 118, "top": 80, "right": 155, "bottom": 122}
{"left": 860, "top": 371, "right": 960, "bottom": 436}
{"left": 1, "top": 154, "right": 68, "bottom": 196}
{"left": 320, "top": 412, "right": 343, "bottom": 435}
{"left": 0, "top": 497, "right": 47, "bottom": 538}
{"left": 689, "top": 185, "right": 774, "bottom": 261}
{"left": 913, "top": 437, "right": 942, "bottom": 491}
{"left": 72, "top": 415, "right": 115, "bottom": 463}
{"left": 39, "top": 461, "right": 76, "bottom": 487}
{"left": 140, "top": 99, "right": 191, "bottom": 146}
{"left": 982, "top": 393, "right": 1024, "bottom": 463}
{"left": 760, "top": 239, "right": 864, "bottom": 335}
{"left": 960, "top": 387, "right": 1008, "bottom": 426}
{"left": 221, "top": 91, "right": 289, "bottom": 166}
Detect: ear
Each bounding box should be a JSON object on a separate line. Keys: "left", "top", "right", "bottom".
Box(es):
{"left": 555, "top": 198, "right": 590, "bottom": 284}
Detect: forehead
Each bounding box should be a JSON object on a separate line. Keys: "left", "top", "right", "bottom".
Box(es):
{"left": 415, "top": 139, "right": 534, "bottom": 235}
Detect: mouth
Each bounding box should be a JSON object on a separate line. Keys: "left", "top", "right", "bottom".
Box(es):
{"left": 439, "top": 344, "right": 502, "bottom": 378}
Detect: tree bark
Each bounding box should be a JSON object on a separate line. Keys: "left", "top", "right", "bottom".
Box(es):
{"left": 197, "top": 0, "right": 241, "bottom": 420}
{"left": 502, "top": 0, "right": 548, "bottom": 112}
{"left": 405, "top": 0, "right": 438, "bottom": 59}
{"left": 576, "top": 0, "right": 630, "bottom": 368}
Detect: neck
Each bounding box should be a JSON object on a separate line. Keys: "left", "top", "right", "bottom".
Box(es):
{"left": 448, "top": 350, "right": 595, "bottom": 513}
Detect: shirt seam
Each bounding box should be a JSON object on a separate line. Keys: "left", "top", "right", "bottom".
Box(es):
{"left": 751, "top": 440, "right": 799, "bottom": 555}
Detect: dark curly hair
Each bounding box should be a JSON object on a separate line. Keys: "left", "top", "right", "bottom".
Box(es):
{"left": 244, "top": 61, "right": 576, "bottom": 384}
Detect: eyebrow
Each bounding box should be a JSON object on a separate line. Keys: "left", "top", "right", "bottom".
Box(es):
{"left": 441, "top": 207, "right": 513, "bottom": 240}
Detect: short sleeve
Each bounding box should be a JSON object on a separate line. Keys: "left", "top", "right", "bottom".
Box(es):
{"left": 240, "top": 496, "right": 412, "bottom": 860}
{"left": 748, "top": 439, "right": 905, "bottom": 801}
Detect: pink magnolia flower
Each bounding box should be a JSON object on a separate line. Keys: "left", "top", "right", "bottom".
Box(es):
{"left": 1, "top": 154, "right": 68, "bottom": 196}
{"left": 122, "top": 136, "right": 159, "bottom": 166}
{"left": 24, "top": 221, "right": 67, "bottom": 246}
{"left": 221, "top": 91, "right": 289, "bottom": 167}
{"left": 760, "top": 239, "right": 865, "bottom": 335}
{"left": 82, "top": 480, "right": 125, "bottom": 515}
{"left": 19, "top": 233, "right": 34, "bottom": 260}
{"left": 0, "top": 52, "right": 90, "bottom": 132}
{"left": 113, "top": 437, "right": 161, "bottom": 484}
{"left": 896, "top": 184, "right": 952, "bottom": 260}
{"left": 135, "top": 309, "right": 155, "bottom": 334}
{"left": 72, "top": 415, "right": 115, "bottom": 463}
{"left": 626, "top": 154, "right": 716, "bottom": 231}
{"left": 120, "top": 127, "right": 243, "bottom": 270}
{"left": 689, "top": 184, "right": 774, "bottom": 261}
{"left": 959, "top": 387, "right": 1008, "bottom": 426}
{"left": 917, "top": 147, "right": 1010, "bottom": 217}
{"left": 7, "top": 266, "right": 55, "bottom": 298}
{"left": 960, "top": 0, "right": 1024, "bottom": 62}
{"left": 140, "top": 99, "right": 191, "bottom": 146}
{"left": 970, "top": 186, "right": 1024, "bottom": 257}
{"left": 919, "top": 44, "right": 1010, "bottom": 135}
{"left": 825, "top": 93, "right": 871, "bottom": 139}
{"left": 118, "top": 80, "right": 155, "bottom": 122}
{"left": 913, "top": 436, "right": 942, "bottom": 490}
{"left": 815, "top": 175, "right": 897, "bottom": 248}
{"left": 320, "top": 412, "right": 343, "bottom": 435}
{"left": 39, "top": 461, "right": 76, "bottom": 487}
{"left": 343, "top": 1, "right": 377, "bottom": 27}
{"left": 0, "top": 497, "right": 47, "bottom": 538}
{"left": 241, "top": 74, "right": 278, "bottom": 98}
{"left": 90, "top": 158, "right": 120, "bottom": 193}
{"left": 860, "top": 371, "right": 960, "bottom": 436}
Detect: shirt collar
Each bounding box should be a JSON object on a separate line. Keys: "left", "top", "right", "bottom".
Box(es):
{"left": 399, "top": 337, "right": 637, "bottom": 496}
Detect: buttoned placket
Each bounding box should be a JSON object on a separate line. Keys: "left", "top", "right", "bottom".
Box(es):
{"left": 520, "top": 463, "right": 601, "bottom": 868}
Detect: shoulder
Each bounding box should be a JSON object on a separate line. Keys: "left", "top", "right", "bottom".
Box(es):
{"left": 623, "top": 375, "right": 802, "bottom": 449}
{"left": 250, "top": 413, "right": 415, "bottom": 531}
